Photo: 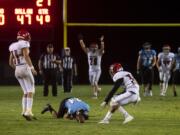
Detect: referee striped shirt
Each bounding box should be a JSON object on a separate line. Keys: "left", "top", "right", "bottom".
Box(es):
{"left": 39, "top": 53, "right": 60, "bottom": 69}
{"left": 62, "top": 56, "right": 75, "bottom": 70}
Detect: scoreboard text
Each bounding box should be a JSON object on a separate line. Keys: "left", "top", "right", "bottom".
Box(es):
{"left": 0, "top": 0, "right": 54, "bottom": 26}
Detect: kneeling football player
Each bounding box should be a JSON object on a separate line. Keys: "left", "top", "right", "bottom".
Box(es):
{"left": 41, "top": 97, "right": 90, "bottom": 123}
{"left": 99, "top": 63, "right": 141, "bottom": 124}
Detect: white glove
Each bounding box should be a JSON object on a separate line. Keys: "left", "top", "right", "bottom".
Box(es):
{"left": 100, "top": 101, "right": 107, "bottom": 107}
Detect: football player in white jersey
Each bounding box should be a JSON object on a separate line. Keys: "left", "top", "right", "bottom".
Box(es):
{"left": 99, "top": 63, "right": 141, "bottom": 124}
{"left": 9, "top": 29, "right": 37, "bottom": 121}
{"left": 156, "top": 45, "right": 175, "bottom": 96}
{"left": 79, "top": 34, "right": 104, "bottom": 98}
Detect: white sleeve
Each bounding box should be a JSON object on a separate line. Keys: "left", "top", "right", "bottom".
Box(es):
{"left": 9, "top": 45, "right": 12, "bottom": 52}
{"left": 20, "top": 41, "right": 30, "bottom": 49}
{"left": 113, "top": 72, "right": 123, "bottom": 82}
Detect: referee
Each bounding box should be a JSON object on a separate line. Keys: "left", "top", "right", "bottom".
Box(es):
{"left": 38, "top": 44, "right": 61, "bottom": 96}
{"left": 62, "top": 47, "right": 77, "bottom": 93}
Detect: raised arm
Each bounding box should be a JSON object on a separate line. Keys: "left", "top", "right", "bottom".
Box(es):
{"left": 99, "top": 35, "right": 105, "bottom": 54}
{"left": 78, "top": 34, "right": 88, "bottom": 54}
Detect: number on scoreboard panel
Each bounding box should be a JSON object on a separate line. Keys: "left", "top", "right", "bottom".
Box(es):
{"left": 0, "top": 1, "right": 53, "bottom": 26}
{"left": 36, "top": 0, "right": 51, "bottom": 7}
{"left": 17, "top": 15, "right": 32, "bottom": 25}
{"left": 0, "top": 8, "right": 5, "bottom": 25}
{"left": 36, "top": 15, "right": 50, "bottom": 25}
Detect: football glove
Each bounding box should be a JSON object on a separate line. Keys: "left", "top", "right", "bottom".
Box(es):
{"left": 78, "top": 34, "right": 83, "bottom": 40}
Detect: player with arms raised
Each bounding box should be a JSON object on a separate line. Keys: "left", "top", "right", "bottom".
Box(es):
{"left": 99, "top": 63, "right": 140, "bottom": 124}
{"left": 156, "top": 45, "right": 175, "bottom": 96}
{"left": 79, "top": 34, "right": 105, "bottom": 98}
{"left": 9, "top": 30, "right": 37, "bottom": 121}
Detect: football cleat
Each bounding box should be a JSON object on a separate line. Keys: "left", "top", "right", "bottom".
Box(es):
{"left": 160, "top": 93, "right": 165, "bottom": 96}
{"left": 41, "top": 104, "right": 53, "bottom": 114}
{"left": 92, "top": 96, "right": 98, "bottom": 99}
{"left": 31, "top": 115, "right": 37, "bottom": 120}
{"left": 149, "top": 91, "right": 153, "bottom": 96}
{"left": 143, "top": 91, "right": 148, "bottom": 97}
{"left": 123, "top": 115, "right": 134, "bottom": 124}
{"left": 92, "top": 92, "right": 98, "bottom": 99}
{"left": 174, "top": 91, "right": 177, "bottom": 97}
{"left": 98, "top": 119, "right": 109, "bottom": 124}
{"left": 22, "top": 114, "right": 32, "bottom": 121}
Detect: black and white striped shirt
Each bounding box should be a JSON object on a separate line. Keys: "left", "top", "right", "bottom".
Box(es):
{"left": 62, "top": 56, "right": 75, "bottom": 70}
{"left": 40, "top": 53, "right": 60, "bottom": 69}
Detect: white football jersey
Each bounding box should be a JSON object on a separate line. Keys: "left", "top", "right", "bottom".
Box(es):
{"left": 113, "top": 71, "right": 139, "bottom": 94}
{"left": 9, "top": 40, "right": 30, "bottom": 66}
{"left": 158, "top": 52, "right": 175, "bottom": 70}
{"left": 87, "top": 49, "right": 103, "bottom": 70}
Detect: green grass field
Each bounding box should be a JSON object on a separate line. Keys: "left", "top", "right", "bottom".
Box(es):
{"left": 0, "top": 85, "right": 180, "bottom": 135}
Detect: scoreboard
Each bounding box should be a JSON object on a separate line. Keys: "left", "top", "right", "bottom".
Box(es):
{"left": 0, "top": 0, "right": 57, "bottom": 27}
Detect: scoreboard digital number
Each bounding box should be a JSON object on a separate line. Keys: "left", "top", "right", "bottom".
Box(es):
{"left": 0, "top": 0, "right": 55, "bottom": 27}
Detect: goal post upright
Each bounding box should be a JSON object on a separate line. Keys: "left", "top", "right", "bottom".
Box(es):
{"left": 63, "top": 0, "right": 68, "bottom": 48}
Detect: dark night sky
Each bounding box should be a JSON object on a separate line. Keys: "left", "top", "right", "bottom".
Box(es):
{"left": 1, "top": 0, "right": 180, "bottom": 84}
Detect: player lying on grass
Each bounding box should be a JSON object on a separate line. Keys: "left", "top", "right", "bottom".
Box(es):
{"left": 41, "top": 97, "right": 90, "bottom": 123}
{"left": 99, "top": 63, "right": 141, "bottom": 124}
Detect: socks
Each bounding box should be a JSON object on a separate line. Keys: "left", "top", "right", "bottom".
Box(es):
{"left": 160, "top": 83, "right": 163, "bottom": 94}
{"left": 162, "top": 82, "right": 168, "bottom": 95}
{"left": 118, "top": 106, "right": 129, "bottom": 118}
{"left": 103, "top": 111, "right": 112, "bottom": 121}
{"left": 164, "top": 82, "right": 168, "bottom": 94}
{"left": 26, "top": 97, "right": 33, "bottom": 115}
{"left": 22, "top": 97, "right": 27, "bottom": 115}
